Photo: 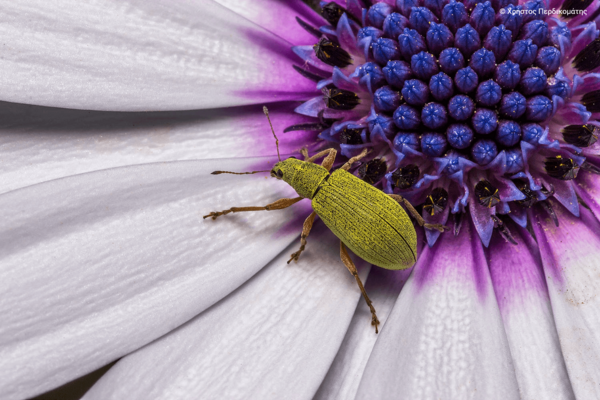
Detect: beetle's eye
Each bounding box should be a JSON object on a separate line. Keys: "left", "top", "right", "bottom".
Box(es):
{"left": 276, "top": 170, "right": 284, "bottom": 179}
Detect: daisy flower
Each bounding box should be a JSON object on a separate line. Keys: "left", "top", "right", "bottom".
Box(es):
{"left": 2, "top": 0, "right": 600, "bottom": 399}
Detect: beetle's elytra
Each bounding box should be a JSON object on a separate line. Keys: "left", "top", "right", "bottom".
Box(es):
{"left": 204, "top": 107, "right": 447, "bottom": 333}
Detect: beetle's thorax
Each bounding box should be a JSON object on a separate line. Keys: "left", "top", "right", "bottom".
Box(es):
{"left": 273, "top": 158, "right": 329, "bottom": 199}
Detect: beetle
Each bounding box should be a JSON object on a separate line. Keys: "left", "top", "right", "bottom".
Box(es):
{"left": 204, "top": 107, "right": 447, "bottom": 333}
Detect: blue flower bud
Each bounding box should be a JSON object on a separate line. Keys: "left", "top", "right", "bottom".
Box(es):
{"left": 394, "top": 132, "right": 421, "bottom": 154}
{"left": 455, "top": 24, "right": 481, "bottom": 57}
{"left": 446, "top": 123, "right": 474, "bottom": 149}
{"left": 525, "top": 95, "right": 552, "bottom": 122}
{"left": 546, "top": 76, "right": 570, "bottom": 99}
{"left": 470, "top": 1, "right": 495, "bottom": 36}
{"left": 439, "top": 48, "right": 465, "bottom": 75}
{"left": 498, "top": 5, "right": 523, "bottom": 36}
{"left": 430, "top": 72, "right": 454, "bottom": 101}
{"left": 383, "top": 13, "right": 409, "bottom": 39}
{"left": 520, "top": 67, "right": 547, "bottom": 95}
{"left": 355, "top": 62, "right": 386, "bottom": 90}
{"left": 505, "top": 148, "right": 525, "bottom": 174}
{"left": 424, "top": 0, "right": 449, "bottom": 18}
{"left": 383, "top": 60, "right": 413, "bottom": 88}
{"left": 393, "top": 104, "right": 421, "bottom": 129}
{"left": 470, "top": 48, "right": 496, "bottom": 77}
{"left": 476, "top": 80, "right": 502, "bottom": 106}
{"left": 448, "top": 94, "right": 475, "bottom": 120}
{"left": 472, "top": 108, "right": 498, "bottom": 134}
{"left": 508, "top": 39, "right": 538, "bottom": 68}
{"left": 402, "top": 79, "right": 430, "bottom": 106}
{"left": 368, "top": 113, "right": 396, "bottom": 137}
{"left": 374, "top": 86, "right": 402, "bottom": 112}
{"left": 499, "top": 92, "right": 526, "bottom": 119}
{"left": 536, "top": 46, "right": 561, "bottom": 75}
{"left": 472, "top": 139, "right": 498, "bottom": 165}
{"left": 492, "top": 0, "right": 518, "bottom": 11}
{"left": 550, "top": 24, "right": 571, "bottom": 47}
{"left": 522, "top": 0, "right": 546, "bottom": 22}
{"left": 442, "top": 0, "right": 468, "bottom": 32}
{"left": 427, "top": 22, "right": 454, "bottom": 55}
{"left": 421, "top": 132, "right": 448, "bottom": 157}
{"left": 398, "top": 28, "right": 427, "bottom": 60}
{"left": 410, "top": 7, "right": 439, "bottom": 35}
{"left": 496, "top": 120, "right": 522, "bottom": 146}
{"left": 443, "top": 150, "right": 462, "bottom": 174}
{"left": 521, "top": 123, "right": 544, "bottom": 143}
{"left": 368, "top": 3, "right": 393, "bottom": 29}
{"left": 422, "top": 102, "right": 448, "bottom": 129}
{"left": 397, "top": 0, "right": 422, "bottom": 17}
{"left": 484, "top": 25, "right": 512, "bottom": 60}
{"left": 357, "top": 26, "right": 384, "bottom": 42}
{"left": 411, "top": 52, "right": 439, "bottom": 80}
{"left": 495, "top": 60, "right": 521, "bottom": 89}
{"left": 454, "top": 66, "right": 479, "bottom": 93}
{"left": 372, "top": 38, "right": 401, "bottom": 65}
{"left": 520, "top": 20, "right": 549, "bottom": 47}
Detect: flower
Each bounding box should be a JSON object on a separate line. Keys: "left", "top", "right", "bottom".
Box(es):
{"left": 2, "top": 0, "right": 600, "bottom": 399}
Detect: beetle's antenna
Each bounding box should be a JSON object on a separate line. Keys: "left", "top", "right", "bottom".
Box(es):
{"left": 263, "top": 106, "right": 281, "bottom": 162}
{"left": 211, "top": 170, "right": 270, "bottom": 175}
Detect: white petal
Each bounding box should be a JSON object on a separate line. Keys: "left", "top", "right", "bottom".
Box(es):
{"left": 489, "top": 225, "right": 575, "bottom": 400}
{"left": 356, "top": 219, "right": 520, "bottom": 400}
{"left": 83, "top": 227, "right": 368, "bottom": 400}
{"left": 532, "top": 204, "right": 600, "bottom": 400}
{"left": 0, "top": 0, "right": 316, "bottom": 111}
{"left": 0, "top": 102, "right": 316, "bottom": 194}
{"left": 0, "top": 157, "right": 304, "bottom": 399}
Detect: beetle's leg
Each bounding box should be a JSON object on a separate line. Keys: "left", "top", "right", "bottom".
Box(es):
{"left": 300, "top": 147, "right": 310, "bottom": 161}
{"left": 340, "top": 148, "right": 370, "bottom": 171}
{"left": 388, "top": 194, "right": 449, "bottom": 232}
{"left": 203, "top": 197, "right": 304, "bottom": 220}
{"left": 306, "top": 148, "right": 337, "bottom": 166}
{"left": 340, "top": 242, "right": 380, "bottom": 334}
{"left": 288, "top": 211, "right": 317, "bottom": 264}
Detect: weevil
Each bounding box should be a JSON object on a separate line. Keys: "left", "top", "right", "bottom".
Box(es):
{"left": 204, "top": 107, "right": 447, "bottom": 333}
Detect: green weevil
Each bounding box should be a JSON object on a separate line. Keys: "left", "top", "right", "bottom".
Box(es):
{"left": 204, "top": 107, "right": 447, "bottom": 333}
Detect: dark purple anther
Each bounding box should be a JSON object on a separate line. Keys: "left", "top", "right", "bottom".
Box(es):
{"left": 498, "top": 5, "right": 523, "bottom": 36}
{"left": 383, "top": 60, "right": 413, "bottom": 88}
{"left": 454, "top": 66, "right": 479, "bottom": 93}
{"left": 397, "top": 0, "right": 422, "bottom": 17}
{"left": 470, "top": 2, "right": 495, "bottom": 37}
{"left": 520, "top": 67, "right": 547, "bottom": 95}
{"left": 499, "top": 92, "right": 526, "bottom": 119}
{"left": 484, "top": 25, "right": 512, "bottom": 60}
{"left": 472, "top": 139, "right": 498, "bottom": 165}
{"left": 356, "top": 62, "right": 386, "bottom": 90}
{"left": 520, "top": 20, "right": 549, "bottom": 47}
{"left": 421, "top": 132, "right": 448, "bottom": 157}
{"left": 476, "top": 80, "right": 502, "bottom": 107}
{"left": 455, "top": 24, "right": 481, "bottom": 57}
{"left": 446, "top": 124, "right": 474, "bottom": 149}
{"left": 430, "top": 72, "right": 454, "bottom": 101}
{"left": 372, "top": 38, "right": 401, "bottom": 65}
{"left": 508, "top": 39, "right": 538, "bottom": 68}
{"left": 409, "top": 7, "right": 439, "bottom": 35}
{"left": 439, "top": 48, "right": 465, "bottom": 75}
{"left": 411, "top": 52, "right": 439, "bottom": 80}
{"left": 536, "top": 47, "right": 561, "bottom": 75}
{"left": 398, "top": 29, "right": 427, "bottom": 60}
{"left": 422, "top": 102, "right": 448, "bottom": 129}
{"left": 505, "top": 148, "right": 525, "bottom": 174}
{"left": 383, "top": 13, "right": 409, "bottom": 38}
{"left": 496, "top": 120, "right": 522, "bottom": 146}
{"left": 525, "top": 95, "right": 552, "bottom": 122}
{"left": 521, "top": 123, "right": 544, "bottom": 144}
{"left": 357, "top": 27, "right": 384, "bottom": 42}
{"left": 442, "top": 0, "right": 468, "bottom": 33}
{"left": 393, "top": 104, "right": 422, "bottom": 129}
{"left": 368, "top": 113, "right": 396, "bottom": 137}
{"left": 495, "top": 60, "right": 521, "bottom": 89}
{"left": 424, "top": 0, "right": 449, "bottom": 17}
{"left": 427, "top": 22, "right": 454, "bottom": 55}
{"left": 402, "top": 79, "right": 430, "bottom": 106}
{"left": 470, "top": 48, "right": 496, "bottom": 77}
{"left": 374, "top": 86, "right": 402, "bottom": 112}
{"left": 368, "top": 3, "right": 394, "bottom": 29}
{"left": 472, "top": 108, "right": 498, "bottom": 134}
{"left": 448, "top": 95, "right": 475, "bottom": 120}
{"left": 394, "top": 132, "right": 421, "bottom": 153}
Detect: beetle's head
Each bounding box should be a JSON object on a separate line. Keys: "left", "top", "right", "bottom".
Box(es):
{"left": 270, "top": 157, "right": 301, "bottom": 182}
